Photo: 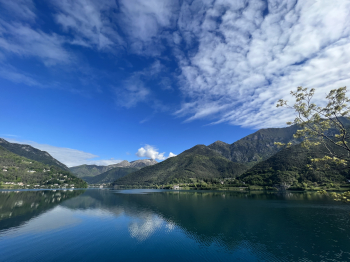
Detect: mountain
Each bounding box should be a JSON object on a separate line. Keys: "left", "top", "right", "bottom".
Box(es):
{"left": 113, "top": 145, "right": 249, "bottom": 187}
{"left": 240, "top": 142, "right": 350, "bottom": 186}
{"left": 208, "top": 125, "right": 300, "bottom": 166}
{"left": 82, "top": 167, "right": 139, "bottom": 184}
{"left": 129, "top": 159, "right": 158, "bottom": 168}
{"left": 70, "top": 165, "right": 114, "bottom": 178}
{"left": 0, "top": 145, "right": 87, "bottom": 187}
{"left": 70, "top": 159, "right": 157, "bottom": 178}
{"left": 0, "top": 138, "right": 69, "bottom": 171}
{"left": 113, "top": 125, "right": 303, "bottom": 187}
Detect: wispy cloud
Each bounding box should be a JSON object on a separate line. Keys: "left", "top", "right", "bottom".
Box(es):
{"left": 115, "top": 60, "right": 170, "bottom": 110}
{"left": 53, "top": 0, "right": 125, "bottom": 51}
{"left": 0, "top": 65, "right": 42, "bottom": 86}
{"left": 0, "top": 0, "right": 36, "bottom": 22}
{"left": 1, "top": 0, "right": 350, "bottom": 130}
{"left": 174, "top": 0, "right": 350, "bottom": 128}
{"left": 4, "top": 138, "right": 122, "bottom": 167}
{"left": 118, "top": 0, "right": 179, "bottom": 55}
{"left": 115, "top": 77, "right": 150, "bottom": 108}
{"left": 0, "top": 19, "right": 72, "bottom": 66}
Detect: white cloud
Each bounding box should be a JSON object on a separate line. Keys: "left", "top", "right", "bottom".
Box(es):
{"left": 135, "top": 145, "right": 176, "bottom": 160}
{"left": 136, "top": 145, "right": 166, "bottom": 160}
{"left": 173, "top": 0, "right": 350, "bottom": 128}
{"left": 168, "top": 152, "right": 177, "bottom": 158}
{"left": 4, "top": 138, "right": 122, "bottom": 167}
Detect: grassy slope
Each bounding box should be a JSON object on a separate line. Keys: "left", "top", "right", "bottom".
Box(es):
{"left": 113, "top": 145, "right": 249, "bottom": 186}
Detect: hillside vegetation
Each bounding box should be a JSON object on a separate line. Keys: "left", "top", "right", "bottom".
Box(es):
{"left": 82, "top": 167, "right": 139, "bottom": 184}
{"left": 240, "top": 142, "right": 350, "bottom": 188}
{"left": 0, "top": 138, "right": 69, "bottom": 171}
{"left": 0, "top": 145, "right": 87, "bottom": 188}
{"left": 208, "top": 125, "right": 300, "bottom": 166}
{"left": 70, "top": 165, "right": 114, "bottom": 178}
{"left": 113, "top": 126, "right": 301, "bottom": 187}
{"left": 113, "top": 145, "right": 249, "bottom": 187}
{"left": 113, "top": 124, "right": 350, "bottom": 189}
{"left": 70, "top": 159, "right": 157, "bottom": 178}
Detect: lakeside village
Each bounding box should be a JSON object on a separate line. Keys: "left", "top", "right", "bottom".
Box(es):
{"left": 2, "top": 174, "right": 350, "bottom": 191}
{"left": 1, "top": 167, "right": 76, "bottom": 189}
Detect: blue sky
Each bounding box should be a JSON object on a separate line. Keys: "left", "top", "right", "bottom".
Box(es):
{"left": 1, "top": 0, "right": 350, "bottom": 167}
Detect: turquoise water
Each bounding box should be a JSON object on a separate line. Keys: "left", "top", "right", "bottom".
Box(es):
{"left": 0, "top": 189, "right": 350, "bottom": 261}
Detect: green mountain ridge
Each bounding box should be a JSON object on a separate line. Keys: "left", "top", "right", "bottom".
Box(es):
{"left": 113, "top": 145, "right": 249, "bottom": 186}
{"left": 208, "top": 125, "right": 300, "bottom": 165}
{"left": 70, "top": 164, "right": 114, "bottom": 178}
{"left": 82, "top": 167, "right": 139, "bottom": 184}
{"left": 113, "top": 124, "right": 350, "bottom": 187}
{"left": 0, "top": 145, "right": 87, "bottom": 187}
{"left": 0, "top": 138, "right": 69, "bottom": 171}
{"left": 113, "top": 125, "right": 301, "bottom": 186}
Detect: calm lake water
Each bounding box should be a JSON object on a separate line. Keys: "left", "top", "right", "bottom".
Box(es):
{"left": 0, "top": 189, "right": 350, "bottom": 262}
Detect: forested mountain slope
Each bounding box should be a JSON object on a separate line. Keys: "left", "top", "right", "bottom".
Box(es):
{"left": 82, "top": 167, "right": 139, "bottom": 184}
{"left": 0, "top": 138, "right": 69, "bottom": 171}
{"left": 113, "top": 145, "right": 249, "bottom": 186}
{"left": 0, "top": 145, "right": 87, "bottom": 187}
{"left": 240, "top": 142, "right": 350, "bottom": 186}
{"left": 208, "top": 125, "right": 300, "bottom": 166}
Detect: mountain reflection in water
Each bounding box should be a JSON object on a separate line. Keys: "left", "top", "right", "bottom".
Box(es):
{"left": 1, "top": 189, "right": 350, "bottom": 261}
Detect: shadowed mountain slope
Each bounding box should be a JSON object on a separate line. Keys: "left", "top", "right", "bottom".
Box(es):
{"left": 82, "top": 167, "right": 139, "bottom": 184}
{"left": 208, "top": 125, "right": 300, "bottom": 166}
{"left": 240, "top": 142, "right": 350, "bottom": 186}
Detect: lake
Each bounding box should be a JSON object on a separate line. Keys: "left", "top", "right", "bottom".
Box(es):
{"left": 0, "top": 189, "right": 350, "bottom": 261}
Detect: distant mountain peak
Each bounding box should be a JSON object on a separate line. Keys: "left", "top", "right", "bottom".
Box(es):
{"left": 210, "top": 140, "right": 229, "bottom": 146}
{"left": 70, "top": 158, "right": 158, "bottom": 179}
